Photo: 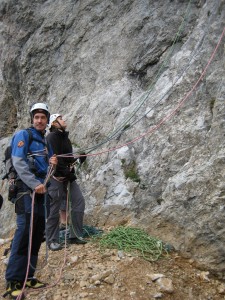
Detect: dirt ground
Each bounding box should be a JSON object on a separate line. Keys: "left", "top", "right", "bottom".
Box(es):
{"left": 1, "top": 229, "right": 225, "bottom": 300}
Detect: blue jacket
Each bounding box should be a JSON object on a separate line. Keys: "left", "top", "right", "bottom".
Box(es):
{"left": 11, "top": 127, "right": 54, "bottom": 190}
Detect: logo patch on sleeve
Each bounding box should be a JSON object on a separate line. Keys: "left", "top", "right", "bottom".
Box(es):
{"left": 17, "top": 140, "right": 25, "bottom": 147}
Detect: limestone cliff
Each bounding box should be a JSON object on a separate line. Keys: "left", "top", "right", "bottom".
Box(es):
{"left": 0, "top": 0, "right": 225, "bottom": 275}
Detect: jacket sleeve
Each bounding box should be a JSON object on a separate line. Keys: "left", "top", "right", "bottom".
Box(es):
{"left": 11, "top": 130, "right": 42, "bottom": 190}
{"left": 46, "top": 132, "right": 75, "bottom": 178}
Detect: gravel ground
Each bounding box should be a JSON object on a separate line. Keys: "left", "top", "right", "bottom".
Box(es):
{"left": 1, "top": 229, "right": 225, "bottom": 300}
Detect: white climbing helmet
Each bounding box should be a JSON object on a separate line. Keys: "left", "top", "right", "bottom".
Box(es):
{"left": 49, "top": 113, "right": 62, "bottom": 129}
{"left": 30, "top": 103, "right": 50, "bottom": 122}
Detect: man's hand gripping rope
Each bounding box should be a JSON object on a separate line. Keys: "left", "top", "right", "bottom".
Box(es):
{"left": 34, "top": 155, "right": 57, "bottom": 194}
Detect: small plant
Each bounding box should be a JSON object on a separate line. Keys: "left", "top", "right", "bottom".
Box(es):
{"left": 123, "top": 161, "right": 140, "bottom": 183}
{"left": 71, "top": 142, "right": 81, "bottom": 148}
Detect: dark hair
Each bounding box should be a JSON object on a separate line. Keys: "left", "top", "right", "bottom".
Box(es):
{"left": 49, "top": 125, "right": 57, "bottom": 132}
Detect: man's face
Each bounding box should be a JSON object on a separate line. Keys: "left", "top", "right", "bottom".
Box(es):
{"left": 33, "top": 113, "right": 48, "bottom": 131}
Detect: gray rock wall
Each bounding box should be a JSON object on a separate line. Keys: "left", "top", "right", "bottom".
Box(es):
{"left": 0, "top": 0, "right": 225, "bottom": 275}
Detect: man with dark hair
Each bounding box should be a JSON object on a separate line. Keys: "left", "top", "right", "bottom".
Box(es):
{"left": 46, "top": 113, "right": 86, "bottom": 251}
{"left": 4, "top": 103, "right": 57, "bottom": 299}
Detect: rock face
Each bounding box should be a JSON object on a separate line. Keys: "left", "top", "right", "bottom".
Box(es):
{"left": 0, "top": 0, "right": 225, "bottom": 275}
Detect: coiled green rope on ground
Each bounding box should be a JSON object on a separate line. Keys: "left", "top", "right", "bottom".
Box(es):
{"left": 97, "top": 226, "right": 169, "bottom": 262}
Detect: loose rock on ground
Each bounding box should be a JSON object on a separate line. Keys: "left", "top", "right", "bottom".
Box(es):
{"left": 1, "top": 230, "right": 225, "bottom": 300}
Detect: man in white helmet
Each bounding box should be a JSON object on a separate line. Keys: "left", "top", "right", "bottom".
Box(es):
{"left": 4, "top": 103, "right": 57, "bottom": 299}
{"left": 46, "top": 113, "right": 87, "bottom": 251}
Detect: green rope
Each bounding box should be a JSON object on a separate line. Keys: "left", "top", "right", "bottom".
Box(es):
{"left": 82, "top": 225, "right": 103, "bottom": 238}
{"left": 59, "top": 225, "right": 103, "bottom": 243}
{"left": 97, "top": 226, "right": 169, "bottom": 262}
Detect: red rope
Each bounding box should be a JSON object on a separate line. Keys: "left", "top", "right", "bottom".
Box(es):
{"left": 16, "top": 166, "right": 56, "bottom": 300}
{"left": 16, "top": 192, "right": 35, "bottom": 300}
{"left": 57, "top": 26, "right": 225, "bottom": 160}
{"left": 17, "top": 26, "right": 225, "bottom": 299}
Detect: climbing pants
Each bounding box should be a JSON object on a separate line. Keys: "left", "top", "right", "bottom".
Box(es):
{"left": 5, "top": 182, "right": 48, "bottom": 282}
{"left": 46, "top": 178, "right": 85, "bottom": 244}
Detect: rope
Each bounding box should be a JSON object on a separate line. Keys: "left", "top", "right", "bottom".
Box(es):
{"left": 56, "top": 25, "right": 225, "bottom": 160}
{"left": 80, "top": 0, "right": 223, "bottom": 155}
{"left": 42, "top": 181, "right": 69, "bottom": 292}
{"left": 64, "top": 181, "right": 89, "bottom": 242}
{"left": 82, "top": 0, "right": 194, "bottom": 154}
{"left": 97, "top": 226, "right": 167, "bottom": 262}
{"left": 82, "top": 225, "right": 103, "bottom": 238}
{"left": 27, "top": 164, "right": 56, "bottom": 273}
{"left": 118, "top": 3, "right": 219, "bottom": 135}
{"left": 16, "top": 192, "right": 35, "bottom": 300}
{"left": 14, "top": 9, "right": 224, "bottom": 299}
{"left": 16, "top": 165, "right": 55, "bottom": 300}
